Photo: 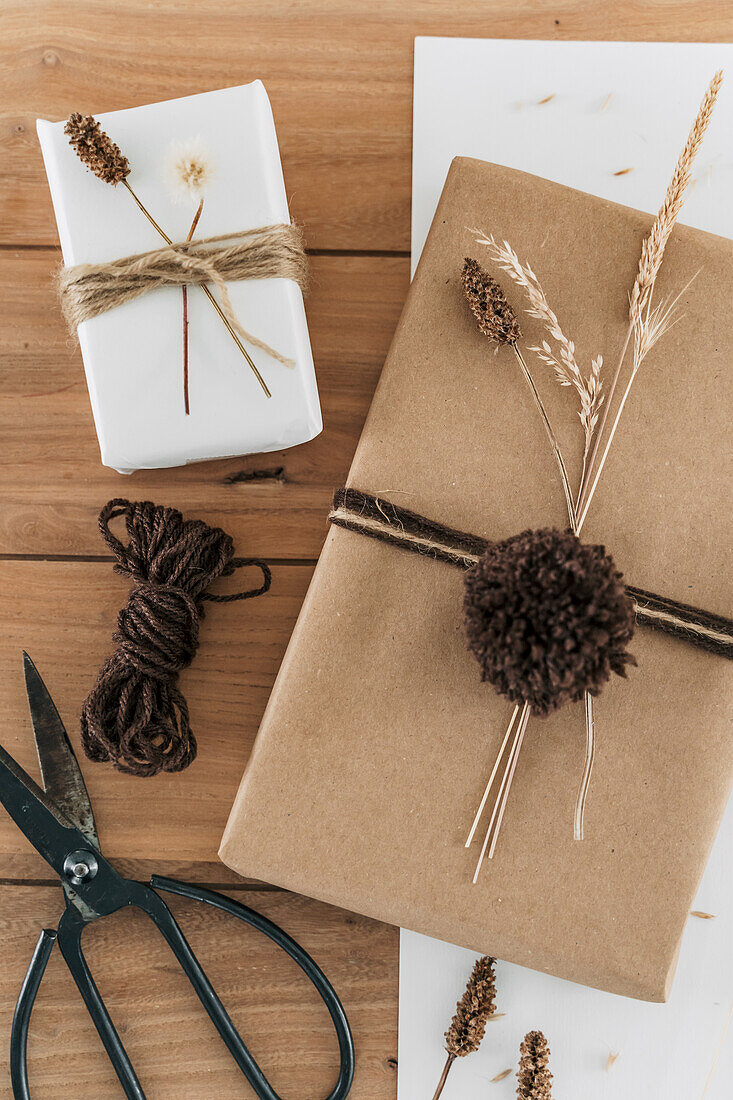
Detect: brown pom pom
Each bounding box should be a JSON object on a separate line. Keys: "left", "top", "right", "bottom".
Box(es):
{"left": 464, "top": 528, "right": 635, "bottom": 716}
{"left": 462, "top": 257, "right": 522, "bottom": 346}
{"left": 65, "top": 113, "right": 130, "bottom": 185}
{"left": 444, "top": 955, "right": 497, "bottom": 1058}
{"left": 517, "top": 1030, "right": 553, "bottom": 1099}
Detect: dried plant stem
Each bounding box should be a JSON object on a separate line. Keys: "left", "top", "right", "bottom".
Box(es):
{"left": 630, "top": 70, "right": 722, "bottom": 321}
{"left": 512, "top": 344, "right": 577, "bottom": 530}
{"left": 431, "top": 1053, "right": 456, "bottom": 1100}
{"left": 476, "top": 233, "right": 603, "bottom": 463}
{"left": 465, "top": 703, "right": 519, "bottom": 848}
{"left": 577, "top": 363, "right": 635, "bottom": 533}
{"left": 489, "top": 701, "right": 531, "bottom": 860}
{"left": 576, "top": 70, "right": 721, "bottom": 522}
{"left": 575, "top": 324, "right": 632, "bottom": 518}
{"left": 181, "top": 198, "right": 205, "bottom": 416}
{"left": 182, "top": 285, "right": 190, "bottom": 414}
{"left": 120, "top": 179, "right": 271, "bottom": 398}
{"left": 574, "top": 692, "right": 595, "bottom": 840}
{"left": 472, "top": 701, "right": 531, "bottom": 882}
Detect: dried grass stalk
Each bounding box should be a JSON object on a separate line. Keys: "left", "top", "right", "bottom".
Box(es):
{"left": 577, "top": 70, "right": 723, "bottom": 528}
{"left": 474, "top": 233, "right": 603, "bottom": 461}
{"left": 461, "top": 257, "right": 577, "bottom": 528}
{"left": 629, "top": 70, "right": 722, "bottom": 321}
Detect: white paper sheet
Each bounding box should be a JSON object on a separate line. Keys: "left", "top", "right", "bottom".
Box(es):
{"left": 401, "top": 37, "right": 733, "bottom": 1099}
{"left": 38, "top": 82, "right": 321, "bottom": 473}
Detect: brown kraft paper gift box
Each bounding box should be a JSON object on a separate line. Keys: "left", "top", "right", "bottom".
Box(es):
{"left": 220, "top": 158, "right": 733, "bottom": 1001}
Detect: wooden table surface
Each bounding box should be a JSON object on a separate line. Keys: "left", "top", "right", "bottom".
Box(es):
{"left": 0, "top": 3, "right": 730, "bottom": 1097}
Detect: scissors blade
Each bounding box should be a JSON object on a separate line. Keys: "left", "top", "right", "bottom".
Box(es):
{"left": 0, "top": 739, "right": 90, "bottom": 878}
{"left": 22, "top": 652, "right": 98, "bottom": 848}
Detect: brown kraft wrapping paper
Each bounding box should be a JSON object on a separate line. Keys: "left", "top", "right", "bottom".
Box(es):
{"left": 220, "top": 158, "right": 733, "bottom": 1001}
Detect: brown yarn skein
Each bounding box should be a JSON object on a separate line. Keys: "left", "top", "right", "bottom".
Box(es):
{"left": 80, "top": 499, "right": 271, "bottom": 777}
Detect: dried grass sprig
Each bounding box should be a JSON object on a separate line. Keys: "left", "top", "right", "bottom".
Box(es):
{"left": 462, "top": 258, "right": 576, "bottom": 529}
{"left": 165, "top": 140, "right": 215, "bottom": 414}
{"left": 431, "top": 956, "right": 497, "bottom": 1100}
{"left": 517, "top": 1030, "right": 552, "bottom": 1099}
{"left": 65, "top": 113, "right": 271, "bottom": 399}
{"left": 473, "top": 233, "right": 603, "bottom": 463}
{"left": 577, "top": 70, "right": 722, "bottom": 528}
{"left": 629, "top": 70, "right": 722, "bottom": 321}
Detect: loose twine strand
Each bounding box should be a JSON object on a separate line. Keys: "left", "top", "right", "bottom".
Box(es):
{"left": 58, "top": 223, "right": 307, "bottom": 368}
{"left": 80, "top": 498, "right": 271, "bottom": 777}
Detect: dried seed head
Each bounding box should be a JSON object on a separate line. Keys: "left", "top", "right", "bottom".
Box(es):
{"left": 445, "top": 956, "right": 497, "bottom": 1058}
{"left": 65, "top": 113, "right": 130, "bottom": 185}
{"left": 165, "top": 138, "right": 215, "bottom": 203}
{"left": 517, "top": 1031, "right": 553, "bottom": 1099}
{"left": 462, "top": 257, "right": 522, "bottom": 346}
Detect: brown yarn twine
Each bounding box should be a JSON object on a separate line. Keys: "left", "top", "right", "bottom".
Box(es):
{"left": 329, "top": 489, "right": 733, "bottom": 661}
{"left": 58, "top": 223, "right": 307, "bottom": 368}
{"left": 80, "top": 498, "right": 271, "bottom": 777}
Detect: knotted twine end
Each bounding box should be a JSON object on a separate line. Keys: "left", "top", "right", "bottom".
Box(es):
{"left": 80, "top": 498, "right": 271, "bottom": 777}
{"left": 57, "top": 223, "right": 308, "bottom": 370}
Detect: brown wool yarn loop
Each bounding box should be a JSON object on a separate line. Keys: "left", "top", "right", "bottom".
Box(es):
{"left": 80, "top": 498, "right": 271, "bottom": 777}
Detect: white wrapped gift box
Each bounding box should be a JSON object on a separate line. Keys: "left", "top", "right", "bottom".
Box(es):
{"left": 38, "top": 81, "right": 322, "bottom": 474}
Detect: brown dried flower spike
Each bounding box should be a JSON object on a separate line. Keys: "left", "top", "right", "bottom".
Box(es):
{"left": 431, "top": 956, "right": 497, "bottom": 1100}
{"left": 64, "top": 113, "right": 130, "bottom": 185}
{"left": 517, "top": 1030, "right": 553, "bottom": 1099}
{"left": 462, "top": 257, "right": 522, "bottom": 345}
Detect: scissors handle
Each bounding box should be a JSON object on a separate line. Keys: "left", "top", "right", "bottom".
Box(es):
{"left": 10, "top": 877, "right": 355, "bottom": 1100}
{"left": 151, "top": 877, "right": 355, "bottom": 1100}
{"left": 10, "top": 930, "right": 57, "bottom": 1100}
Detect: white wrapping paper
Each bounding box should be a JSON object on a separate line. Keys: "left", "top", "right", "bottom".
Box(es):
{"left": 38, "top": 81, "right": 321, "bottom": 473}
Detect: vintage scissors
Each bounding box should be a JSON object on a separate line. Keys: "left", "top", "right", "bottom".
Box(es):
{"left": 2, "top": 653, "right": 355, "bottom": 1100}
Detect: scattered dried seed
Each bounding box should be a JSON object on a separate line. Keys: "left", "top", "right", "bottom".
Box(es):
{"left": 601, "top": 93, "right": 612, "bottom": 112}
{"left": 491, "top": 1068, "right": 513, "bottom": 1083}
{"left": 613, "top": 167, "right": 634, "bottom": 176}
{"left": 606, "top": 1051, "right": 620, "bottom": 1072}
{"left": 538, "top": 94, "right": 556, "bottom": 105}
{"left": 691, "top": 909, "right": 716, "bottom": 919}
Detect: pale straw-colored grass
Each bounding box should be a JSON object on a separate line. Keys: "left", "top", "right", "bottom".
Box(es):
{"left": 577, "top": 70, "right": 723, "bottom": 530}
{"left": 474, "top": 232, "right": 604, "bottom": 463}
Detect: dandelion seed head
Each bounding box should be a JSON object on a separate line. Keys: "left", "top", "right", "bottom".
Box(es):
{"left": 165, "top": 138, "right": 215, "bottom": 203}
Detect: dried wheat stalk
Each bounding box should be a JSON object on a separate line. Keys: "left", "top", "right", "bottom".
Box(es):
{"left": 629, "top": 70, "right": 723, "bottom": 321}
{"left": 576, "top": 70, "right": 723, "bottom": 529}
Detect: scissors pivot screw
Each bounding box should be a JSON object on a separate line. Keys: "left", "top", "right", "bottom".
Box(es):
{"left": 63, "top": 850, "right": 99, "bottom": 886}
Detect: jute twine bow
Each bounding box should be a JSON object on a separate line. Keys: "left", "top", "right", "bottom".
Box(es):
{"left": 58, "top": 222, "right": 307, "bottom": 368}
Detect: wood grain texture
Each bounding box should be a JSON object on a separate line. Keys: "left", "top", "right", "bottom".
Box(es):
{"left": 1, "top": 1, "right": 730, "bottom": 249}
{"left": 3, "top": 4, "right": 732, "bottom": 1096}
{"left": 0, "top": 248, "right": 407, "bottom": 557}
{"left": 0, "top": 886, "right": 398, "bottom": 1098}
{"left": 0, "top": 559, "right": 313, "bottom": 878}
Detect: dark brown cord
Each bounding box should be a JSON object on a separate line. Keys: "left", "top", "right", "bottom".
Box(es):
{"left": 80, "top": 499, "right": 271, "bottom": 777}
{"left": 329, "top": 489, "right": 733, "bottom": 660}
